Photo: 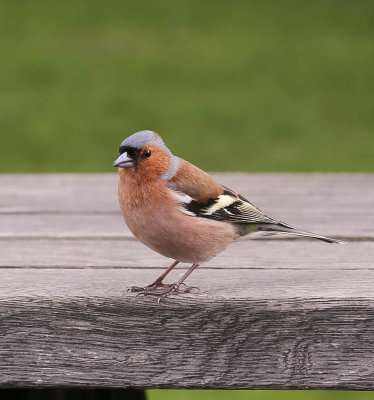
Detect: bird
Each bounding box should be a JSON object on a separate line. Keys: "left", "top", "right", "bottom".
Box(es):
{"left": 113, "top": 130, "right": 345, "bottom": 299}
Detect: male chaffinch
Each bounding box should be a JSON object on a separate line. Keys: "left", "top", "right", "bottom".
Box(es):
{"left": 113, "top": 130, "right": 344, "bottom": 298}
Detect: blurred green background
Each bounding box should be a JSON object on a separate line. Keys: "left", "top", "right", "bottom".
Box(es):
{"left": 1, "top": 1, "right": 374, "bottom": 399}
{"left": 149, "top": 391, "right": 374, "bottom": 400}
{"left": 1, "top": 0, "right": 373, "bottom": 173}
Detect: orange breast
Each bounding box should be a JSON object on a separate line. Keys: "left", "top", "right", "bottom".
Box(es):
{"left": 117, "top": 169, "right": 237, "bottom": 263}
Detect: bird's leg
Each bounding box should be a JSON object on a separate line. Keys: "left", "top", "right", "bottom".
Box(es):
{"left": 157, "top": 263, "right": 200, "bottom": 300}
{"left": 128, "top": 261, "right": 179, "bottom": 293}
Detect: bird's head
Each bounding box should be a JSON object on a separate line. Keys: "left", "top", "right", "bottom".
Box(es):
{"left": 113, "top": 130, "right": 180, "bottom": 181}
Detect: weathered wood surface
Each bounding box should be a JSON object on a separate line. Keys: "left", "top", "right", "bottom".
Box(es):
{"left": 0, "top": 174, "right": 373, "bottom": 390}
{"left": 0, "top": 270, "right": 373, "bottom": 390}
{"left": 0, "top": 173, "right": 373, "bottom": 239}
{"left": 1, "top": 238, "right": 373, "bottom": 270}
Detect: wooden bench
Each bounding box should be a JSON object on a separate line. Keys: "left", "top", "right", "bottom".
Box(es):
{"left": 0, "top": 173, "right": 373, "bottom": 391}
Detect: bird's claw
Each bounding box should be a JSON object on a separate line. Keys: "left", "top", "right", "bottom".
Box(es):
{"left": 130, "top": 282, "right": 200, "bottom": 302}
{"left": 128, "top": 281, "right": 173, "bottom": 293}
{"left": 180, "top": 285, "right": 200, "bottom": 294}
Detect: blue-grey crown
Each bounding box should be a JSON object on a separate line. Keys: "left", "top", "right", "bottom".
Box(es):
{"left": 121, "top": 130, "right": 168, "bottom": 151}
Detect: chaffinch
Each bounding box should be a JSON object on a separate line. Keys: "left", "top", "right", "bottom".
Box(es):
{"left": 113, "top": 130, "right": 344, "bottom": 298}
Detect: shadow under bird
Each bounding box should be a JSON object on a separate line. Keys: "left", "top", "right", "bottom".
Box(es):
{"left": 113, "top": 130, "right": 345, "bottom": 299}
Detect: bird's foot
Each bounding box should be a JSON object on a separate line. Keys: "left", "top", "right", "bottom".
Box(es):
{"left": 128, "top": 280, "right": 172, "bottom": 294}
{"left": 155, "top": 283, "right": 200, "bottom": 302}
{"left": 130, "top": 282, "right": 200, "bottom": 301}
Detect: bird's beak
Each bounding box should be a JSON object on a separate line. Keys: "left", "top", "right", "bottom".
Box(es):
{"left": 113, "top": 152, "right": 135, "bottom": 168}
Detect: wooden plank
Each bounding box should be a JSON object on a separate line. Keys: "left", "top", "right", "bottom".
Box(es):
{"left": 0, "top": 211, "right": 362, "bottom": 240}
{"left": 0, "top": 214, "right": 131, "bottom": 238}
{"left": 1, "top": 173, "right": 373, "bottom": 213}
{"left": 0, "top": 174, "right": 118, "bottom": 213}
{"left": 0, "top": 268, "right": 373, "bottom": 299}
{"left": 0, "top": 212, "right": 369, "bottom": 240}
{"left": 1, "top": 173, "right": 373, "bottom": 390}
{"left": 0, "top": 174, "right": 373, "bottom": 239}
{"left": 0, "top": 238, "right": 373, "bottom": 270}
{"left": 0, "top": 268, "right": 373, "bottom": 389}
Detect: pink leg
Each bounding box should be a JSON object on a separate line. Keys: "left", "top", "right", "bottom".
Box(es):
{"left": 133, "top": 263, "right": 201, "bottom": 300}
{"left": 129, "top": 260, "right": 179, "bottom": 293}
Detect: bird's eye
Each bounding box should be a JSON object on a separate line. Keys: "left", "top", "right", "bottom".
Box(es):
{"left": 143, "top": 150, "right": 152, "bottom": 159}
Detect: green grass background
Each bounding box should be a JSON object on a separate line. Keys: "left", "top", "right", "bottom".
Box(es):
{"left": 1, "top": 0, "right": 373, "bottom": 173}
{"left": 148, "top": 391, "right": 374, "bottom": 400}
{"left": 1, "top": 1, "right": 373, "bottom": 399}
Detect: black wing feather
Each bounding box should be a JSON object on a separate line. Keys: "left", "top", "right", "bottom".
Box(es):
{"left": 183, "top": 187, "right": 282, "bottom": 225}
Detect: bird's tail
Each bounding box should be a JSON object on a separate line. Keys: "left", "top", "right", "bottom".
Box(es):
{"left": 256, "top": 223, "right": 346, "bottom": 244}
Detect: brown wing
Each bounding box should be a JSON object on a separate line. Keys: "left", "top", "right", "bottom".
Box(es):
{"left": 167, "top": 158, "right": 224, "bottom": 202}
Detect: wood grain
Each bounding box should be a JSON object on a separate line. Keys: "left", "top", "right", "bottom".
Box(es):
{"left": 0, "top": 269, "right": 373, "bottom": 389}
{"left": 0, "top": 174, "right": 372, "bottom": 239}
{"left": 0, "top": 212, "right": 364, "bottom": 240}
{"left": 0, "top": 268, "right": 373, "bottom": 300}
{"left": 0, "top": 173, "right": 373, "bottom": 390}
{"left": 0, "top": 238, "right": 373, "bottom": 270}
{"left": 1, "top": 173, "right": 373, "bottom": 214}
